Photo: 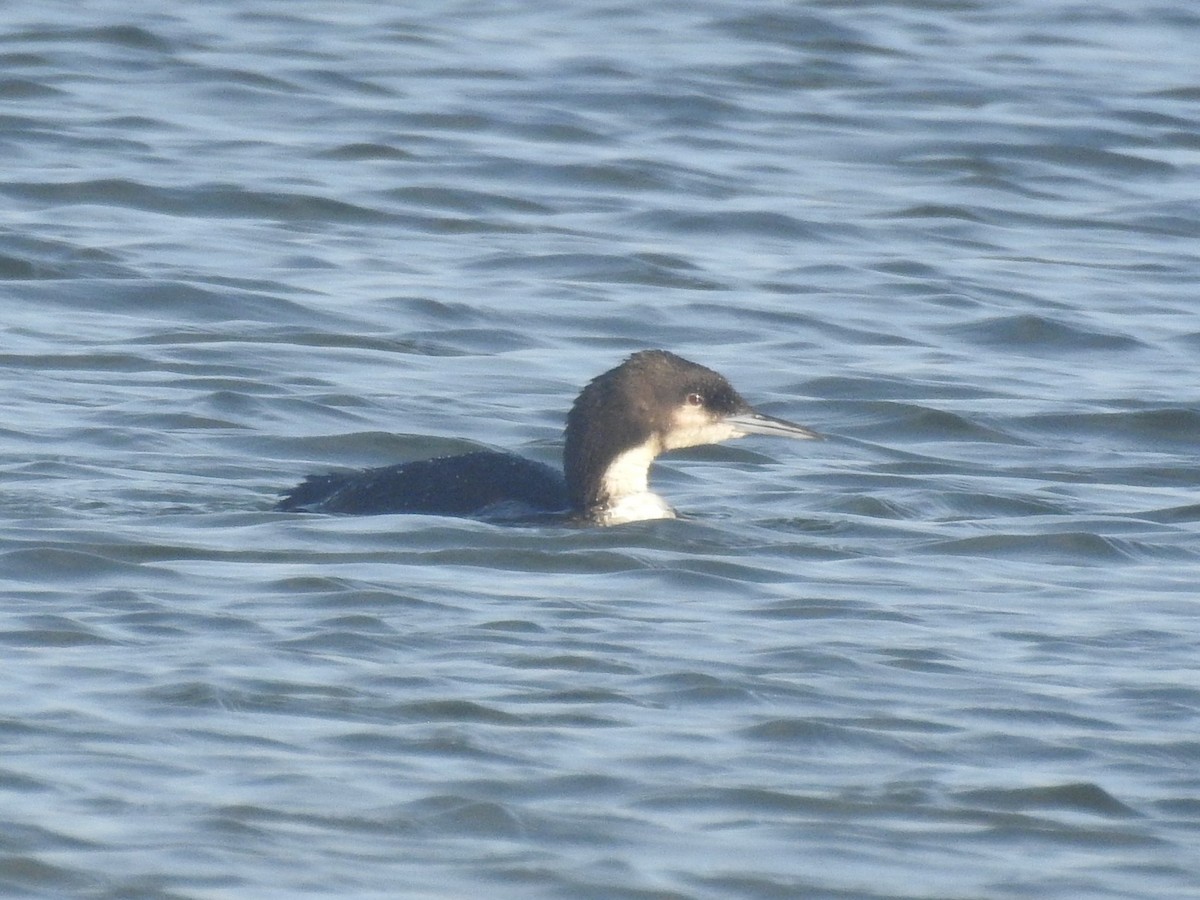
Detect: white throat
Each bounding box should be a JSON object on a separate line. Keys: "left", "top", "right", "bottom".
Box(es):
{"left": 596, "top": 492, "right": 675, "bottom": 526}
{"left": 592, "top": 440, "right": 676, "bottom": 525}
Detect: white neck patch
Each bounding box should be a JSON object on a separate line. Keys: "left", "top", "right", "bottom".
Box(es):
{"left": 595, "top": 491, "right": 676, "bottom": 526}
{"left": 598, "top": 440, "right": 658, "bottom": 502}
{"left": 592, "top": 439, "right": 676, "bottom": 525}
{"left": 586, "top": 403, "right": 746, "bottom": 526}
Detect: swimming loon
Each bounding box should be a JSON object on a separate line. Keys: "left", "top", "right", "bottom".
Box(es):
{"left": 276, "top": 350, "right": 819, "bottom": 525}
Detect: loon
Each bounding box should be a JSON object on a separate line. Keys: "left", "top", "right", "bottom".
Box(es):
{"left": 276, "top": 350, "right": 819, "bottom": 525}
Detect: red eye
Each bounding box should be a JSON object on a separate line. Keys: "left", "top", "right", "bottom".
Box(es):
{"left": 686, "top": 393, "right": 704, "bottom": 406}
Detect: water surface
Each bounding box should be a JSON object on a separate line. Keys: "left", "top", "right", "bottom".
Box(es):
{"left": 2, "top": 1, "right": 1199, "bottom": 898}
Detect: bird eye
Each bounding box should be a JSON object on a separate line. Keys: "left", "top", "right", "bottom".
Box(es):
{"left": 686, "top": 392, "right": 704, "bottom": 406}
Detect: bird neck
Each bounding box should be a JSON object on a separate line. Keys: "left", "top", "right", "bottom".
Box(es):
{"left": 567, "top": 438, "right": 676, "bottom": 524}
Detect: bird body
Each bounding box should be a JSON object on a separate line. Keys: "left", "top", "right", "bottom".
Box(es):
{"left": 277, "top": 350, "right": 818, "bottom": 525}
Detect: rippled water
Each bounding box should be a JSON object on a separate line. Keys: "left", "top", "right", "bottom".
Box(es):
{"left": 3, "top": 1, "right": 1199, "bottom": 898}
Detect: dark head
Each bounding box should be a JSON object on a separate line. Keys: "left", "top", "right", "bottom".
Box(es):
{"left": 563, "top": 350, "right": 818, "bottom": 520}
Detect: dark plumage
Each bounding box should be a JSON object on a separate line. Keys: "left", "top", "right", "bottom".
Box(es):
{"left": 276, "top": 350, "right": 818, "bottom": 525}
{"left": 564, "top": 350, "right": 748, "bottom": 512}
{"left": 276, "top": 451, "right": 567, "bottom": 517}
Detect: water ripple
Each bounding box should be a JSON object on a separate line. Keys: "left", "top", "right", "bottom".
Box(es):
{"left": 2, "top": 2, "right": 1198, "bottom": 898}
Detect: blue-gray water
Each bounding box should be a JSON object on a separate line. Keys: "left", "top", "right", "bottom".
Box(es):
{"left": 2, "top": 1, "right": 1199, "bottom": 897}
